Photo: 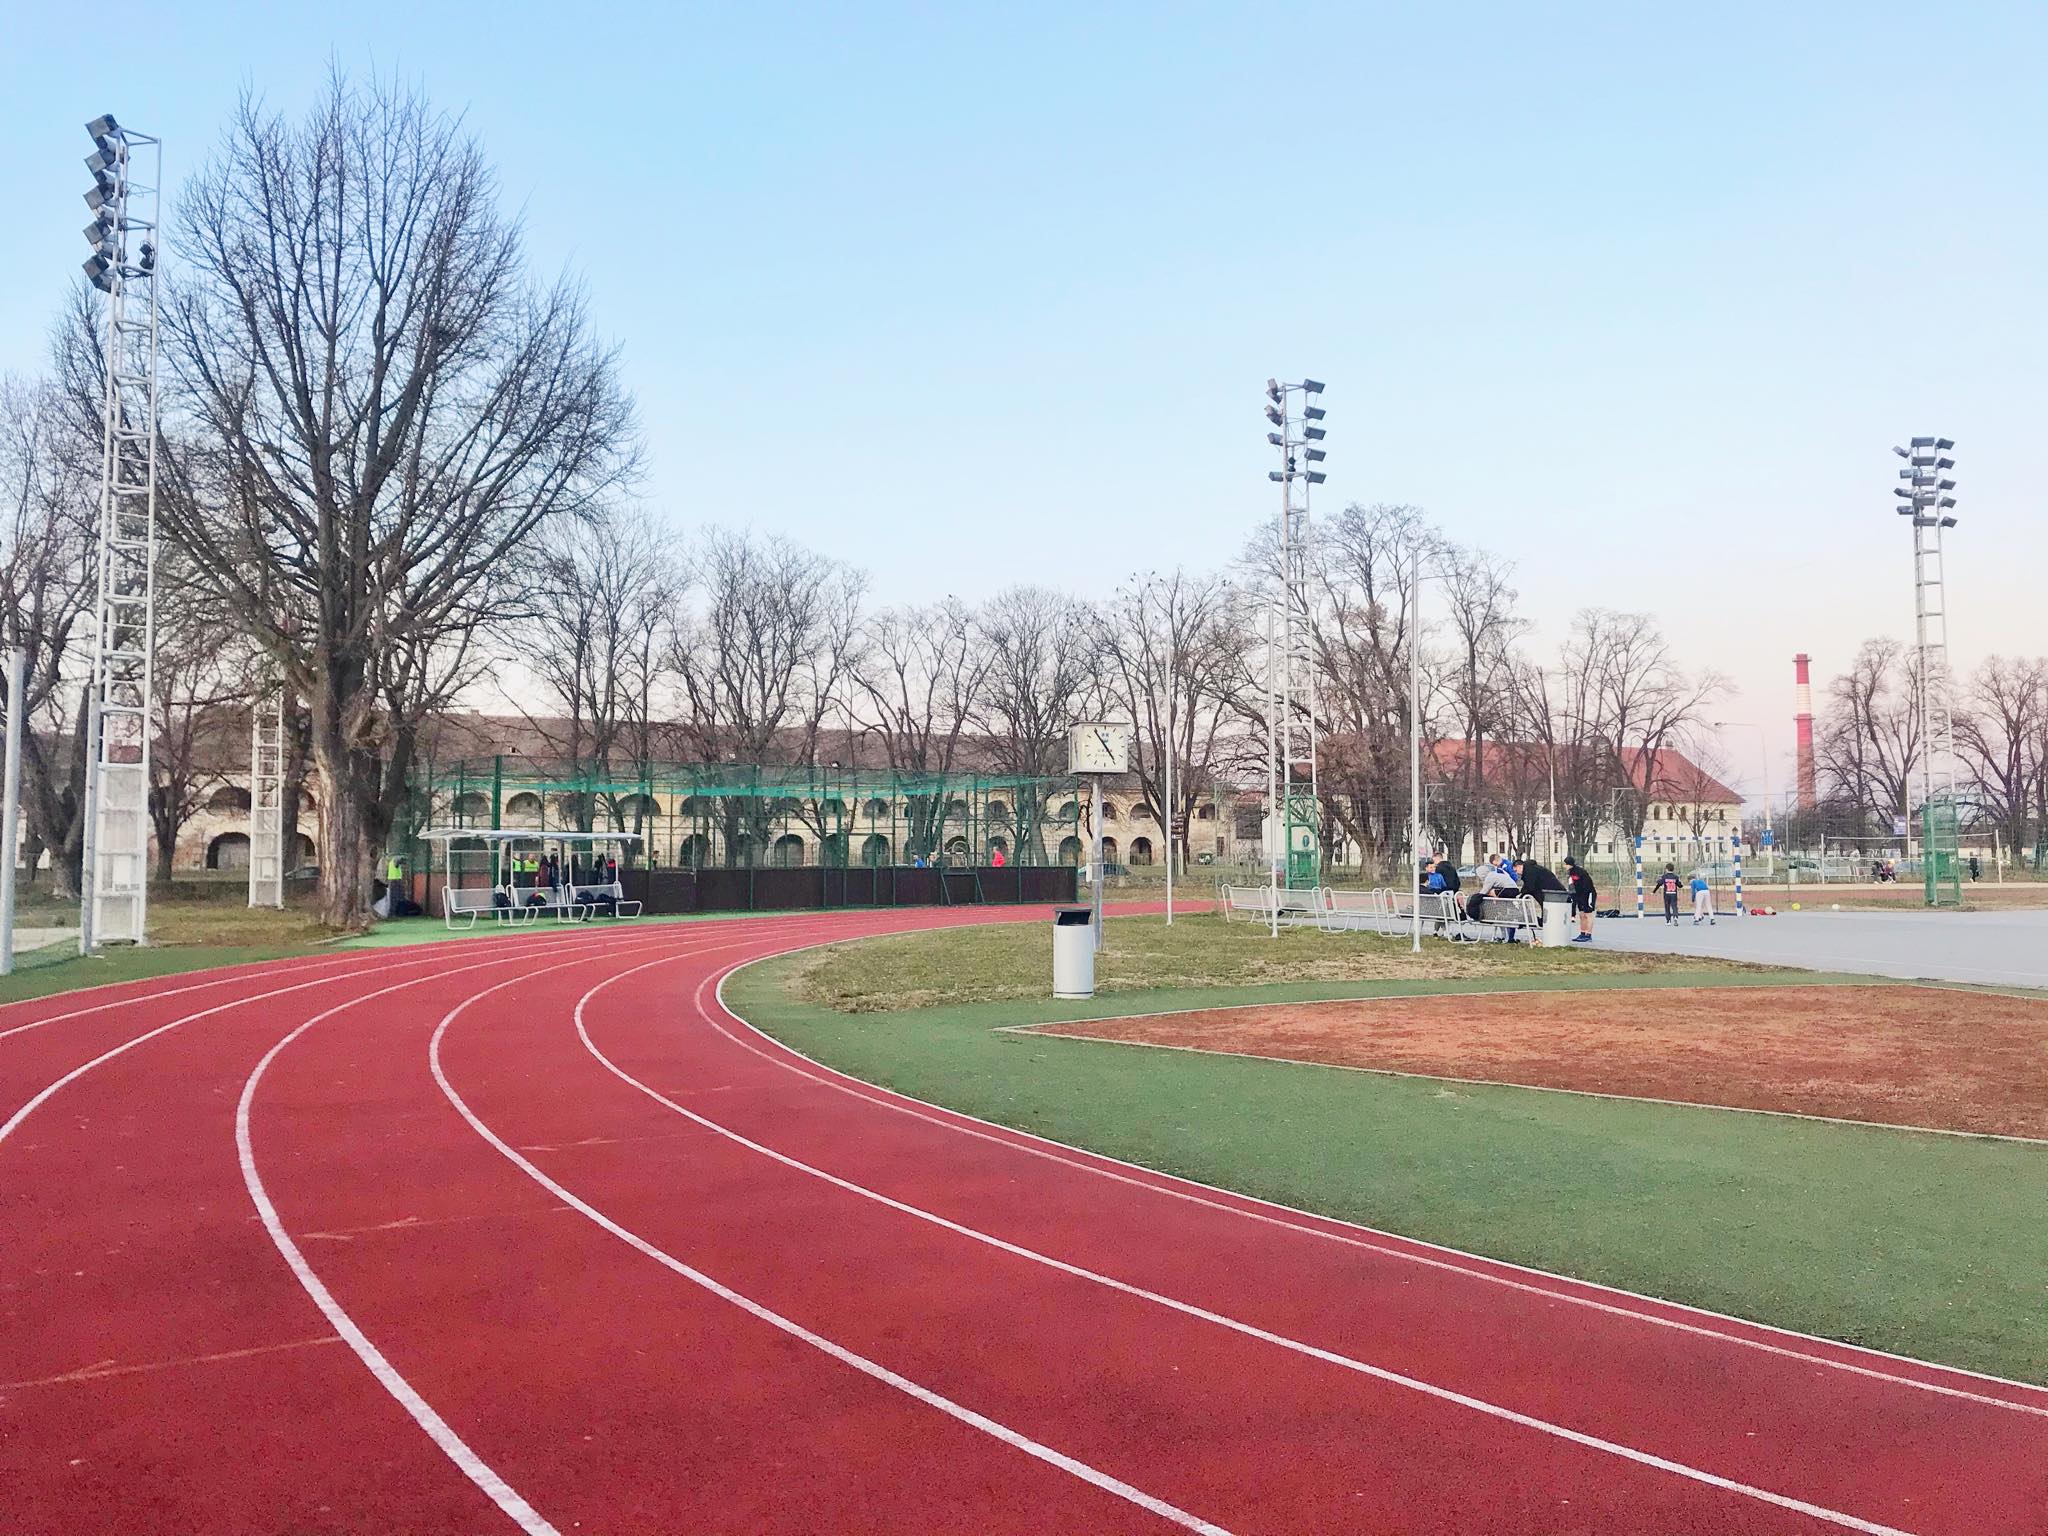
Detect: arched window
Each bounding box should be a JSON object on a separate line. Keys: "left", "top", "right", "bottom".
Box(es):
{"left": 1099, "top": 803, "right": 1118, "bottom": 821}
{"left": 820, "top": 832, "right": 848, "bottom": 866}
{"left": 290, "top": 833, "right": 316, "bottom": 866}
{"left": 772, "top": 833, "right": 805, "bottom": 867}
{"left": 986, "top": 799, "right": 1010, "bottom": 823}
{"left": 1196, "top": 804, "right": 1215, "bottom": 820}
{"left": 453, "top": 791, "right": 490, "bottom": 821}
{"left": 1100, "top": 836, "right": 1119, "bottom": 863}
{"left": 1129, "top": 837, "right": 1154, "bottom": 865}
{"left": 862, "top": 797, "right": 890, "bottom": 821}
{"left": 206, "top": 832, "right": 251, "bottom": 871}
{"left": 679, "top": 796, "right": 710, "bottom": 818}
{"left": 617, "top": 793, "right": 660, "bottom": 822}
{"left": 1057, "top": 836, "right": 1083, "bottom": 865}
{"left": 1131, "top": 803, "right": 1154, "bottom": 821}
{"left": 207, "top": 784, "right": 252, "bottom": 814}
{"left": 679, "top": 833, "right": 711, "bottom": 868}
{"left": 860, "top": 833, "right": 891, "bottom": 867}
{"left": 504, "top": 791, "right": 543, "bottom": 821}
{"left": 944, "top": 798, "right": 969, "bottom": 822}
{"left": 945, "top": 835, "right": 969, "bottom": 857}
{"left": 1057, "top": 800, "right": 1078, "bottom": 820}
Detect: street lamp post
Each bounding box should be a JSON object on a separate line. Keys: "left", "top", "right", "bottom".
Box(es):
{"left": 1714, "top": 721, "right": 1774, "bottom": 876}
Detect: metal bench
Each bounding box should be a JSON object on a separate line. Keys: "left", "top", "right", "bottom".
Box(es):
{"left": 1220, "top": 883, "right": 1321, "bottom": 926}
{"left": 1452, "top": 893, "right": 1539, "bottom": 942}
{"left": 1318, "top": 888, "right": 1385, "bottom": 932}
{"left": 568, "top": 880, "right": 643, "bottom": 920}
{"left": 1379, "top": 888, "right": 1460, "bottom": 937}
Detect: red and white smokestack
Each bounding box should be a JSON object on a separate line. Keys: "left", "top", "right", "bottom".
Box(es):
{"left": 1793, "top": 653, "right": 1817, "bottom": 810}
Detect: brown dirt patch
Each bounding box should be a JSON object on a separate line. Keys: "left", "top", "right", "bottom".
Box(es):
{"left": 1024, "top": 986, "right": 2048, "bottom": 1138}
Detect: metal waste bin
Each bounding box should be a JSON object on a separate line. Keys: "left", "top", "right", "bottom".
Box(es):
{"left": 1540, "top": 893, "right": 1573, "bottom": 946}
{"left": 1052, "top": 905, "right": 1096, "bottom": 998}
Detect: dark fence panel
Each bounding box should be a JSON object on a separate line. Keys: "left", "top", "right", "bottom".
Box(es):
{"left": 414, "top": 865, "right": 1075, "bottom": 919}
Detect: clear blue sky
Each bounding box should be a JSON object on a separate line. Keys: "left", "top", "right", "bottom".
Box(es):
{"left": 5, "top": 1, "right": 2043, "bottom": 803}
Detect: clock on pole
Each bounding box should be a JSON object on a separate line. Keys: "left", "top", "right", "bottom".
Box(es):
{"left": 1068, "top": 723, "right": 1129, "bottom": 776}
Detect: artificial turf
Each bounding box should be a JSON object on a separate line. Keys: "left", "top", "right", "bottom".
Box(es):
{"left": 728, "top": 952, "right": 2048, "bottom": 1386}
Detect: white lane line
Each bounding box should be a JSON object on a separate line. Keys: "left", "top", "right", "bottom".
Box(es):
{"left": 236, "top": 937, "right": 700, "bottom": 1536}
{"left": 710, "top": 954, "right": 2048, "bottom": 1415}
{"left": 0, "top": 951, "right": 365, "bottom": 1043}
{"left": 0, "top": 925, "right": 693, "bottom": 1150}
{"left": 429, "top": 948, "right": 1235, "bottom": 1536}
{"left": 578, "top": 958, "right": 1929, "bottom": 1536}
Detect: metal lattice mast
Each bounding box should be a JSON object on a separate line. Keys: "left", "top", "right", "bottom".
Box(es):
{"left": 1892, "top": 436, "right": 1960, "bottom": 810}
{"left": 1262, "top": 378, "right": 1327, "bottom": 890}
{"left": 248, "top": 684, "right": 287, "bottom": 908}
{"left": 78, "top": 115, "right": 162, "bottom": 951}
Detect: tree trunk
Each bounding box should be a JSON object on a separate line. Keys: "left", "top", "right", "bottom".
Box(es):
{"left": 312, "top": 744, "right": 374, "bottom": 931}
{"left": 152, "top": 817, "right": 177, "bottom": 886}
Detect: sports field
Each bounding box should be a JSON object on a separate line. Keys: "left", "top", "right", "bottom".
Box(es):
{"left": 5, "top": 904, "right": 2044, "bottom": 1534}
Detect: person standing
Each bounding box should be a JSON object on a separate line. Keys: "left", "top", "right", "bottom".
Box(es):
{"left": 1690, "top": 869, "right": 1717, "bottom": 925}
{"left": 1564, "top": 855, "right": 1597, "bottom": 943}
{"left": 1653, "top": 863, "right": 1683, "bottom": 925}
{"left": 1511, "top": 856, "right": 1566, "bottom": 945}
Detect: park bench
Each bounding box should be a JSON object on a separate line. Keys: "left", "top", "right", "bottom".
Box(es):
{"left": 1378, "top": 888, "right": 1461, "bottom": 937}
{"left": 1220, "top": 883, "right": 1322, "bottom": 926}
{"left": 567, "top": 879, "right": 643, "bottom": 920}
{"left": 1451, "top": 893, "right": 1539, "bottom": 943}
{"left": 1318, "top": 888, "right": 1385, "bottom": 932}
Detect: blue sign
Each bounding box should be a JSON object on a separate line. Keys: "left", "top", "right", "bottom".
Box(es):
{"left": 1760, "top": 830, "right": 1774, "bottom": 847}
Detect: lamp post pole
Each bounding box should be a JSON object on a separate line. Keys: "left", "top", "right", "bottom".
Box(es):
{"left": 1410, "top": 545, "right": 1425, "bottom": 953}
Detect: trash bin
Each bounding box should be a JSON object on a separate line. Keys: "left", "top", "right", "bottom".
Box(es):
{"left": 1052, "top": 905, "right": 1096, "bottom": 998}
{"left": 1540, "top": 893, "right": 1573, "bottom": 946}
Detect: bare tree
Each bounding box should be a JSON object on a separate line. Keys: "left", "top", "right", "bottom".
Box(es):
{"left": 1094, "top": 571, "right": 1245, "bottom": 870}
{"left": 1426, "top": 547, "right": 1523, "bottom": 861}
{"left": 1561, "top": 609, "right": 1725, "bottom": 843}
{"left": 665, "top": 528, "right": 862, "bottom": 863}
{"left": 1956, "top": 655, "right": 2046, "bottom": 858}
{"left": 1816, "top": 638, "right": 1920, "bottom": 832}
{"left": 513, "top": 505, "right": 676, "bottom": 842}
{"left": 0, "top": 371, "right": 99, "bottom": 897}
{"left": 159, "top": 76, "right": 637, "bottom": 926}
{"left": 852, "top": 600, "right": 991, "bottom": 859}
{"left": 972, "top": 585, "right": 1100, "bottom": 860}
{"left": 148, "top": 564, "right": 259, "bottom": 884}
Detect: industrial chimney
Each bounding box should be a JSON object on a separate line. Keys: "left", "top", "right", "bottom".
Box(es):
{"left": 1794, "top": 654, "right": 1817, "bottom": 810}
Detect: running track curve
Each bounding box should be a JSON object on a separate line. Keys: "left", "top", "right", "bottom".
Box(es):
{"left": 3, "top": 906, "right": 2043, "bottom": 1534}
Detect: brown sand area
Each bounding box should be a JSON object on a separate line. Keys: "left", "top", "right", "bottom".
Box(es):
{"left": 1025, "top": 986, "right": 2048, "bottom": 1139}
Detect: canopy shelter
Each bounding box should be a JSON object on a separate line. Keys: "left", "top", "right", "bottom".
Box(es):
{"left": 419, "top": 828, "right": 645, "bottom": 928}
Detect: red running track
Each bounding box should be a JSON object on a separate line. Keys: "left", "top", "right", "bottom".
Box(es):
{"left": 3, "top": 906, "right": 2044, "bottom": 1534}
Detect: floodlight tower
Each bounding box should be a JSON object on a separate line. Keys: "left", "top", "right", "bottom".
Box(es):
{"left": 77, "top": 114, "right": 163, "bottom": 951}
{"left": 1262, "top": 378, "right": 1326, "bottom": 893}
{"left": 1890, "top": 437, "right": 1959, "bottom": 820}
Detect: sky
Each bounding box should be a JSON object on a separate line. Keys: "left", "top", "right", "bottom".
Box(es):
{"left": 4, "top": 1, "right": 2043, "bottom": 808}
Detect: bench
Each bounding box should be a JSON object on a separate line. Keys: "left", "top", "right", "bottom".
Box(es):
{"left": 567, "top": 880, "right": 643, "bottom": 920}
{"left": 1451, "top": 893, "right": 1539, "bottom": 942}
{"left": 1220, "top": 883, "right": 1322, "bottom": 926}
{"left": 442, "top": 883, "right": 507, "bottom": 929}
{"left": 1378, "top": 889, "right": 1461, "bottom": 937}
{"left": 1318, "top": 888, "right": 1385, "bottom": 932}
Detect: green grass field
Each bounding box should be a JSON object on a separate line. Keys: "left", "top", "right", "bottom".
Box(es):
{"left": 733, "top": 918, "right": 2048, "bottom": 1385}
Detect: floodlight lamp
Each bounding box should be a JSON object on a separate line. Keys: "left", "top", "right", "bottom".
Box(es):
{"left": 1939, "top": 515, "right": 1957, "bottom": 528}
{"left": 1302, "top": 378, "right": 1325, "bottom": 394}
{"left": 86, "top": 148, "right": 117, "bottom": 175}
{"left": 1892, "top": 446, "right": 1909, "bottom": 459}
{"left": 1910, "top": 454, "right": 1934, "bottom": 467}
{"left": 1303, "top": 405, "right": 1326, "bottom": 420}
{"left": 86, "top": 114, "right": 119, "bottom": 140}
{"left": 1910, "top": 436, "right": 1935, "bottom": 448}
{"left": 1892, "top": 487, "right": 1911, "bottom": 498}
{"left": 1266, "top": 431, "right": 1283, "bottom": 446}
{"left": 1938, "top": 478, "right": 1954, "bottom": 491}
{"left": 1268, "top": 470, "right": 1286, "bottom": 482}
{"left": 1304, "top": 447, "right": 1326, "bottom": 461}
{"left": 1938, "top": 496, "right": 1955, "bottom": 508}
{"left": 1303, "top": 425, "right": 1326, "bottom": 440}
{"left": 138, "top": 242, "right": 155, "bottom": 273}
{"left": 1935, "top": 438, "right": 1954, "bottom": 450}
{"left": 84, "top": 186, "right": 112, "bottom": 213}
{"left": 1305, "top": 470, "right": 1327, "bottom": 484}
{"left": 1935, "top": 457, "right": 1953, "bottom": 470}
{"left": 1266, "top": 378, "right": 1280, "bottom": 400}
{"left": 1264, "top": 404, "right": 1283, "bottom": 425}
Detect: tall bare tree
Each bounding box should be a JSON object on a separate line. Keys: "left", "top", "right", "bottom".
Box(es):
{"left": 0, "top": 371, "right": 99, "bottom": 896}
{"left": 1816, "top": 638, "right": 1920, "bottom": 832}
{"left": 1560, "top": 609, "right": 1724, "bottom": 843}
{"left": 665, "top": 528, "right": 862, "bottom": 863}
{"left": 972, "top": 585, "right": 1100, "bottom": 859}
{"left": 1956, "top": 655, "right": 2045, "bottom": 858}
{"left": 1094, "top": 570, "right": 1245, "bottom": 870}
{"left": 852, "top": 599, "right": 991, "bottom": 859}
{"left": 159, "top": 76, "right": 637, "bottom": 926}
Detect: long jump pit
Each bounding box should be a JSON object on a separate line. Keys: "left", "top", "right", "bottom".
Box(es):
{"left": 1016, "top": 985, "right": 2048, "bottom": 1140}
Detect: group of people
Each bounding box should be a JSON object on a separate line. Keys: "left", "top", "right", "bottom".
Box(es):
{"left": 514, "top": 851, "right": 620, "bottom": 891}
{"left": 1648, "top": 863, "right": 1717, "bottom": 925}
{"left": 1416, "top": 851, "right": 1599, "bottom": 943}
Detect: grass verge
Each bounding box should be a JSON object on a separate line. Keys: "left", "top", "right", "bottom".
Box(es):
{"left": 732, "top": 930, "right": 2047, "bottom": 1384}
{"left": 789, "top": 911, "right": 1777, "bottom": 1013}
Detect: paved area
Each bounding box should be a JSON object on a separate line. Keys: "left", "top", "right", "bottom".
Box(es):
{"left": 1594, "top": 907, "right": 2048, "bottom": 989}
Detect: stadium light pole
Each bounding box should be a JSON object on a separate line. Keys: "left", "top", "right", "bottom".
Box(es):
{"left": 1892, "top": 438, "right": 1959, "bottom": 829}
{"left": 1714, "top": 721, "right": 1774, "bottom": 876}
{"left": 1263, "top": 376, "right": 1327, "bottom": 935}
